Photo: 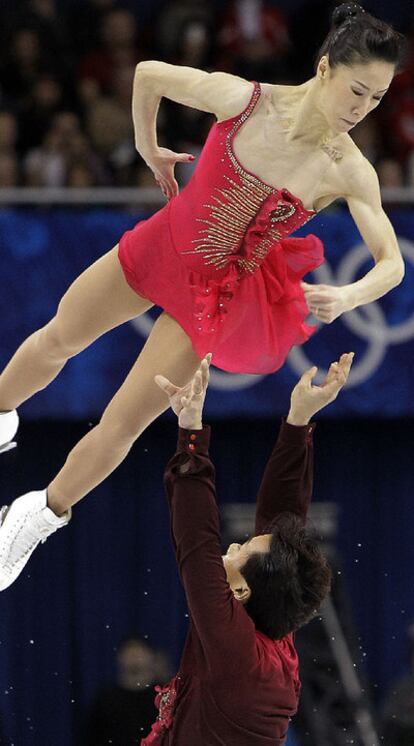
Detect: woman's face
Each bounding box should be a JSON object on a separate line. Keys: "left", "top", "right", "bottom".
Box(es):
{"left": 318, "top": 57, "right": 395, "bottom": 134}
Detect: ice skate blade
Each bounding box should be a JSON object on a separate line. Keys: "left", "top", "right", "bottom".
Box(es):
{"left": 0, "top": 442, "right": 17, "bottom": 454}
{"left": 0, "top": 505, "right": 10, "bottom": 528}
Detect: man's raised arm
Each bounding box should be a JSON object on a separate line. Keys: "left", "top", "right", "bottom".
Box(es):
{"left": 155, "top": 356, "right": 257, "bottom": 670}
{"left": 255, "top": 353, "right": 354, "bottom": 535}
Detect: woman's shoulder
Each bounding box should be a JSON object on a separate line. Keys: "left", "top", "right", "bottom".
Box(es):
{"left": 338, "top": 136, "right": 375, "bottom": 174}
{"left": 335, "top": 136, "right": 379, "bottom": 197}
{"left": 260, "top": 81, "right": 300, "bottom": 102}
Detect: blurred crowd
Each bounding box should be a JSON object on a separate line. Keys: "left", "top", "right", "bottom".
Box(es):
{"left": 82, "top": 635, "right": 172, "bottom": 746}
{"left": 0, "top": 0, "right": 414, "bottom": 190}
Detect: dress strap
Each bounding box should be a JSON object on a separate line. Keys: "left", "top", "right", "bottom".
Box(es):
{"left": 233, "top": 81, "right": 261, "bottom": 129}
{"left": 217, "top": 81, "right": 261, "bottom": 128}
{"left": 235, "top": 81, "right": 261, "bottom": 124}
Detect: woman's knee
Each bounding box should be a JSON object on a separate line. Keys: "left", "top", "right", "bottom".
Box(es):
{"left": 36, "top": 317, "right": 84, "bottom": 361}
{"left": 98, "top": 410, "right": 143, "bottom": 449}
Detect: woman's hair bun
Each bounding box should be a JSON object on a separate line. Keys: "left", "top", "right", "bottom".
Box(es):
{"left": 332, "top": 2, "right": 365, "bottom": 30}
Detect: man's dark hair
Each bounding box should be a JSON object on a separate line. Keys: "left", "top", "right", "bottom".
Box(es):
{"left": 315, "top": 2, "right": 406, "bottom": 73}
{"left": 241, "top": 513, "right": 332, "bottom": 640}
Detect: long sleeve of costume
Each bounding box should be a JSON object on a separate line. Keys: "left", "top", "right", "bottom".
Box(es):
{"left": 164, "top": 426, "right": 256, "bottom": 670}
{"left": 255, "top": 419, "right": 315, "bottom": 534}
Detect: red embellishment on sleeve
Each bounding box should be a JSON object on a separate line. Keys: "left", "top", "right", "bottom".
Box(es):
{"left": 141, "top": 676, "right": 180, "bottom": 745}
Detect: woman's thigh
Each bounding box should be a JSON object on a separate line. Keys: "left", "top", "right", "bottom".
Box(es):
{"left": 50, "top": 245, "right": 153, "bottom": 354}
{"left": 100, "top": 311, "right": 202, "bottom": 438}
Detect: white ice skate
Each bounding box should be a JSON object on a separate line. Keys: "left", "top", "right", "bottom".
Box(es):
{"left": 0, "top": 410, "right": 19, "bottom": 453}
{"left": 0, "top": 490, "right": 71, "bottom": 591}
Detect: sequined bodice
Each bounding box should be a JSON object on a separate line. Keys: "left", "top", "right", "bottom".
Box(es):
{"left": 168, "top": 82, "right": 316, "bottom": 281}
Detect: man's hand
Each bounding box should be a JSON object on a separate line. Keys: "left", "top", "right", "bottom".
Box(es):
{"left": 155, "top": 354, "right": 211, "bottom": 430}
{"left": 287, "top": 353, "right": 354, "bottom": 426}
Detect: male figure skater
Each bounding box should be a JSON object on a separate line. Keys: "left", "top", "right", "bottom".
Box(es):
{"left": 142, "top": 352, "right": 353, "bottom": 745}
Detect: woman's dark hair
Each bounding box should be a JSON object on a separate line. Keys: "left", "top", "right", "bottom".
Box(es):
{"left": 315, "top": 2, "right": 406, "bottom": 72}
{"left": 241, "top": 513, "right": 331, "bottom": 640}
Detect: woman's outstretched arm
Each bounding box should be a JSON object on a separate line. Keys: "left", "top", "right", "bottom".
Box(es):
{"left": 303, "top": 155, "right": 404, "bottom": 324}
{"left": 344, "top": 156, "right": 405, "bottom": 304}
{"left": 132, "top": 62, "right": 253, "bottom": 199}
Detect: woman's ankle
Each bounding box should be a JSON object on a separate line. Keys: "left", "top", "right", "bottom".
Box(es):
{"left": 46, "top": 487, "right": 71, "bottom": 518}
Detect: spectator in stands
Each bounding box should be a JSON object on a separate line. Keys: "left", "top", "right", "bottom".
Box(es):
{"left": 376, "top": 157, "right": 405, "bottom": 189}
{"left": 172, "top": 19, "right": 215, "bottom": 69}
{"left": 287, "top": 0, "right": 331, "bottom": 81}
{"left": 0, "top": 105, "right": 20, "bottom": 187}
{"left": 23, "top": 128, "right": 65, "bottom": 187}
{"left": 217, "top": 0, "right": 291, "bottom": 79}
{"left": 351, "top": 118, "right": 381, "bottom": 164}
{"left": 158, "top": 14, "right": 215, "bottom": 185}
{"left": 0, "top": 111, "right": 18, "bottom": 157}
{"left": 1, "top": 28, "right": 54, "bottom": 102}
{"left": 84, "top": 65, "right": 136, "bottom": 184}
{"left": 0, "top": 0, "right": 412, "bottom": 191}
{"left": 17, "top": 74, "right": 66, "bottom": 154}
{"left": 66, "top": 0, "right": 118, "bottom": 58}
{"left": 387, "top": 94, "right": 414, "bottom": 163}
{"left": 79, "top": 9, "right": 145, "bottom": 95}
{"left": 14, "top": 0, "right": 71, "bottom": 65}
{"left": 64, "top": 131, "right": 108, "bottom": 187}
{"left": 24, "top": 112, "right": 105, "bottom": 187}
{"left": 155, "top": 0, "right": 214, "bottom": 62}
{"left": 381, "top": 623, "right": 414, "bottom": 745}
{"left": 0, "top": 153, "right": 20, "bottom": 187}
{"left": 84, "top": 64, "right": 134, "bottom": 157}
{"left": 84, "top": 635, "right": 169, "bottom": 746}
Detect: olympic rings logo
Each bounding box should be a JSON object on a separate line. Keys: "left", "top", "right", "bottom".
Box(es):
{"left": 130, "top": 238, "right": 414, "bottom": 390}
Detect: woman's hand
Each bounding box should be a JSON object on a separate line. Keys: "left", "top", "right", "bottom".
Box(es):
{"left": 155, "top": 354, "right": 211, "bottom": 430}
{"left": 301, "top": 282, "right": 354, "bottom": 324}
{"left": 145, "top": 147, "right": 195, "bottom": 200}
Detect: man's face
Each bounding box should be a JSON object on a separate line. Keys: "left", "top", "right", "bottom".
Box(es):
{"left": 222, "top": 534, "right": 271, "bottom": 601}
{"left": 117, "top": 642, "right": 155, "bottom": 690}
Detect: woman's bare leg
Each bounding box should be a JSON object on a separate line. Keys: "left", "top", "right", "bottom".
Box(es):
{"left": 0, "top": 246, "right": 152, "bottom": 410}
{"left": 47, "top": 312, "right": 201, "bottom": 515}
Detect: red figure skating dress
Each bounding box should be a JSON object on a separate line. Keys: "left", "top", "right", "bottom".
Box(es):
{"left": 118, "top": 82, "right": 323, "bottom": 374}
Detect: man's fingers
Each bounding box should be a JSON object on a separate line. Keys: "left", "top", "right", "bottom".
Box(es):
{"left": 324, "top": 360, "right": 340, "bottom": 383}
{"left": 154, "top": 375, "right": 179, "bottom": 396}
{"left": 340, "top": 351, "right": 355, "bottom": 376}
{"left": 322, "top": 354, "right": 353, "bottom": 388}
{"left": 200, "top": 354, "right": 211, "bottom": 389}
{"left": 300, "top": 366, "right": 318, "bottom": 387}
{"left": 192, "top": 370, "right": 203, "bottom": 396}
{"left": 331, "top": 352, "right": 354, "bottom": 383}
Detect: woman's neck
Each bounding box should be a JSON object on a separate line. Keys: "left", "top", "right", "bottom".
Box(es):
{"left": 274, "top": 78, "right": 337, "bottom": 146}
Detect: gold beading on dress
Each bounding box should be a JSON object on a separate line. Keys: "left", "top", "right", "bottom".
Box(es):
{"left": 182, "top": 87, "right": 302, "bottom": 276}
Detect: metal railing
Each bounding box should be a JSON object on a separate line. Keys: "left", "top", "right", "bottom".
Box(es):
{"left": 0, "top": 187, "right": 164, "bottom": 206}
{"left": 0, "top": 186, "right": 412, "bottom": 206}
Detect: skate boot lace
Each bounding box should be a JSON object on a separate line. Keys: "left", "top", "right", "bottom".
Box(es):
{"left": 0, "top": 504, "right": 57, "bottom": 572}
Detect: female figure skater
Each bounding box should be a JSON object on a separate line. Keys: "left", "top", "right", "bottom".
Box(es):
{"left": 0, "top": 3, "right": 406, "bottom": 590}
